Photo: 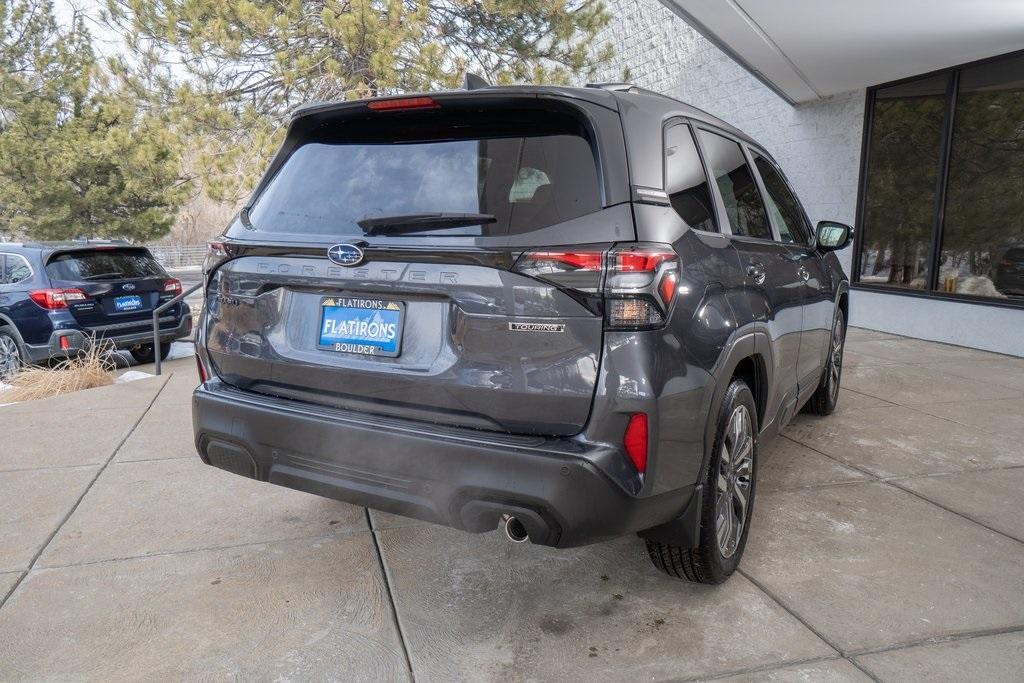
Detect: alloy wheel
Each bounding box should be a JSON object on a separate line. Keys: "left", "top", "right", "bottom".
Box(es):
{"left": 0, "top": 335, "right": 20, "bottom": 381}
{"left": 828, "top": 317, "right": 844, "bottom": 401}
{"left": 716, "top": 404, "right": 753, "bottom": 558}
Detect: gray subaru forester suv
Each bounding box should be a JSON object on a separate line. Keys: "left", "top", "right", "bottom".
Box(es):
{"left": 193, "top": 84, "right": 851, "bottom": 584}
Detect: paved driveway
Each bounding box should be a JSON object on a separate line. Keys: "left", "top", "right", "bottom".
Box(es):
{"left": 1, "top": 328, "right": 1022, "bottom": 681}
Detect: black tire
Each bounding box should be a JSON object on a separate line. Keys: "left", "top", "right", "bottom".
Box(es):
{"left": 803, "top": 308, "right": 846, "bottom": 416}
{"left": 647, "top": 379, "right": 758, "bottom": 584}
{"left": 0, "top": 328, "right": 24, "bottom": 381}
{"left": 130, "top": 342, "right": 172, "bottom": 364}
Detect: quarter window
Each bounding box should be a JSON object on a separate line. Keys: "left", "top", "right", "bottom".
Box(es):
{"left": 753, "top": 155, "right": 812, "bottom": 245}
{"left": 664, "top": 124, "right": 717, "bottom": 232}
{"left": 697, "top": 130, "right": 773, "bottom": 240}
{"left": 0, "top": 254, "right": 32, "bottom": 285}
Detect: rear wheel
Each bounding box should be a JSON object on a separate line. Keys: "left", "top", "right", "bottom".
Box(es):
{"left": 647, "top": 379, "right": 758, "bottom": 584}
{"left": 803, "top": 309, "right": 846, "bottom": 416}
{"left": 0, "top": 329, "right": 23, "bottom": 381}
{"left": 130, "top": 342, "right": 172, "bottom": 364}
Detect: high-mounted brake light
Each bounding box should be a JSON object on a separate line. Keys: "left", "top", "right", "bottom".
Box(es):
{"left": 367, "top": 96, "right": 439, "bottom": 111}
{"left": 29, "top": 288, "right": 88, "bottom": 310}
{"left": 624, "top": 413, "right": 649, "bottom": 474}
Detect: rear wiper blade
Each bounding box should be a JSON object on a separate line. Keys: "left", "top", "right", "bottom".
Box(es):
{"left": 83, "top": 272, "right": 124, "bottom": 280}
{"left": 356, "top": 212, "right": 496, "bottom": 235}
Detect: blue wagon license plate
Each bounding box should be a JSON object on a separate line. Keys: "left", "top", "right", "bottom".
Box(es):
{"left": 318, "top": 297, "right": 404, "bottom": 357}
{"left": 114, "top": 294, "right": 143, "bottom": 312}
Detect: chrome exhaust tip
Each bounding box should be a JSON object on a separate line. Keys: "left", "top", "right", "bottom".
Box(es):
{"left": 502, "top": 514, "right": 529, "bottom": 543}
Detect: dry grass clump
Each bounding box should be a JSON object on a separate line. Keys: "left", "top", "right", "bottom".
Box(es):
{"left": 2, "top": 344, "right": 114, "bottom": 403}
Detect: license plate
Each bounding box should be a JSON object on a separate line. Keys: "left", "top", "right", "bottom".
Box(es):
{"left": 114, "top": 294, "right": 143, "bottom": 312}
{"left": 318, "top": 297, "right": 404, "bottom": 357}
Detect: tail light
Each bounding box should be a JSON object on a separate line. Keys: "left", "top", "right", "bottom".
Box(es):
{"left": 163, "top": 279, "right": 183, "bottom": 296}
{"left": 204, "top": 240, "right": 234, "bottom": 281}
{"left": 512, "top": 243, "right": 680, "bottom": 329}
{"left": 624, "top": 413, "right": 649, "bottom": 474}
{"left": 29, "top": 288, "right": 88, "bottom": 309}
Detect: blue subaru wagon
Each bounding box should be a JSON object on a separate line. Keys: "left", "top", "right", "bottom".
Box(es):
{"left": 0, "top": 241, "right": 192, "bottom": 378}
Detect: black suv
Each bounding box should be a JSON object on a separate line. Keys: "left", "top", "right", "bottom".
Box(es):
{"left": 193, "top": 85, "right": 852, "bottom": 583}
{"left": 0, "top": 242, "right": 192, "bottom": 377}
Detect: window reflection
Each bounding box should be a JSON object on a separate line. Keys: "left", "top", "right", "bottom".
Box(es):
{"left": 859, "top": 75, "right": 948, "bottom": 289}
{"left": 940, "top": 54, "right": 1024, "bottom": 300}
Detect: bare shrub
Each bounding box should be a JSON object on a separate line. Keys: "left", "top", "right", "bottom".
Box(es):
{"left": 2, "top": 344, "right": 114, "bottom": 403}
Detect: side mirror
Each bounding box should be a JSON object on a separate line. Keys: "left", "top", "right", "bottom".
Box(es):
{"left": 816, "top": 221, "right": 853, "bottom": 251}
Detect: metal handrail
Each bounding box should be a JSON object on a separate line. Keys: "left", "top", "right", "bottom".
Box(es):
{"left": 152, "top": 281, "right": 203, "bottom": 376}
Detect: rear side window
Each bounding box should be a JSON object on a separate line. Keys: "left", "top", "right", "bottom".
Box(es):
{"left": 697, "top": 130, "right": 772, "bottom": 240}
{"left": 753, "top": 155, "right": 811, "bottom": 245}
{"left": 664, "top": 124, "right": 717, "bottom": 232}
{"left": 248, "top": 110, "right": 602, "bottom": 238}
{"left": 1, "top": 254, "right": 32, "bottom": 285}
{"left": 45, "top": 249, "right": 166, "bottom": 281}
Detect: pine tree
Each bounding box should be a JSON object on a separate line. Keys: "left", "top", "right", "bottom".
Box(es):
{"left": 0, "top": 0, "right": 187, "bottom": 241}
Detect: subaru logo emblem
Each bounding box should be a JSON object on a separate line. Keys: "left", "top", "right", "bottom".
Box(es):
{"left": 328, "top": 243, "right": 364, "bottom": 267}
{"left": 122, "top": 283, "right": 136, "bottom": 291}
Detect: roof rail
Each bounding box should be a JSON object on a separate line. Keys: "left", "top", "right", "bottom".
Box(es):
{"left": 585, "top": 82, "right": 676, "bottom": 101}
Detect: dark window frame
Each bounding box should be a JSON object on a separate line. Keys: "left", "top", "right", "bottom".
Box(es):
{"left": 852, "top": 48, "right": 1024, "bottom": 310}
{"left": 661, "top": 118, "right": 720, "bottom": 234}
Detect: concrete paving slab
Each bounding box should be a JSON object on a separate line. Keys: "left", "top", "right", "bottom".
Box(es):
{"left": 893, "top": 468, "right": 1024, "bottom": 542}
{"left": 0, "top": 535, "right": 410, "bottom": 681}
{"left": 0, "top": 375, "right": 164, "bottom": 415}
{"left": 917, "top": 358, "right": 1024, "bottom": 393}
{"left": 713, "top": 657, "right": 870, "bottom": 682}
{"left": 758, "top": 436, "right": 869, "bottom": 491}
{"left": 840, "top": 349, "right": 908, "bottom": 369}
{"left": 849, "top": 338, "right": 1008, "bottom": 365}
{"left": 831, "top": 387, "right": 895, "bottom": 413}
{"left": 39, "top": 458, "right": 367, "bottom": 567}
{"left": 841, "top": 363, "right": 1021, "bottom": 406}
{"left": 743, "top": 482, "right": 1024, "bottom": 653}
{"left": 1, "top": 572, "right": 22, "bottom": 601}
{"left": 845, "top": 328, "right": 902, "bottom": 343}
{"left": 114, "top": 405, "right": 195, "bottom": 462}
{"left": 854, "top": 631, "right": 1024, "bottom": 682}
{"left": 918, "top": 397, "right": 1024, "bottom": 444}
{"left": 0, "top": 466, "right": 98, "bottom": 572}
{"left": 369, "top": 508, "right": 435, "bottom": 531}
{"left": 783, "top": 406, "right": 1024, "bottom": 478}
{"left": 378, "top": 525, "right": 835, "bottom": 681}
{"left": 0, "top": 408, "right": 143, "bottom": 471}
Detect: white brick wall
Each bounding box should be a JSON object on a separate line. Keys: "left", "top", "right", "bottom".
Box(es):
{"left": 588, "top": 0, "right": 864, "bottom": 274}
{"left": 587, "top": 0, "right": 1024, "bottom": 356}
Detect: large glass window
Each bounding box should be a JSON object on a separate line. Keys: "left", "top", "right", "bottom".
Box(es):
{"left": 939, "top": 54, "right": 1024, "bottom": 300}
{"left": 698, "top": 130, "right": 772, "bottom": 239}
{"left": 857, "top": 52, "right": 1024, "bottom": 303}
{"left": 664, "top": 124, "right": 717, "bottom": 232}
{"left": 858, "top": 75, "right": 948, "bottom": 290}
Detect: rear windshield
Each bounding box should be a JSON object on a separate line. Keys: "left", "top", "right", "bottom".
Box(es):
{"left": 247, "top": 108, "right": 602, "bottom": 238}
{"left": 45, "top": 249, "right": 166, "bottom": 281}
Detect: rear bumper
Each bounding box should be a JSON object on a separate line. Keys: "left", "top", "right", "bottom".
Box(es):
{"left": 192, "top": 381, "right": 696, "bottom": 548}
{"left": 23, "top": 312, "right": 192, "bottom": 362}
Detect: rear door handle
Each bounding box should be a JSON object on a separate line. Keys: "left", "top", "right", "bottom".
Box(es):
{"left": 746, "top": 261, "right": 766, "bottom": 285}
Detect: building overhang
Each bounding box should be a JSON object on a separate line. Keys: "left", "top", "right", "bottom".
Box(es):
{"left": 660, "top": 0, "right": 1024, "bottom": 104}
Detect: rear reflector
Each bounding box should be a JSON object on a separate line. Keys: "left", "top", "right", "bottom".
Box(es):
{"left": 624, "top": 413, "right": 649, "bottom": 474}
{"left": 29, "top": 288, "right": 88, "bottom": 310}
{"left": 367, "top": 96, "right": 439, "bottom": 111}
{"left": 195, "top": 354, "right": 208, "bottom": 384}
{"left": 59, "top": 336, "right": 70, "bottom": 350}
